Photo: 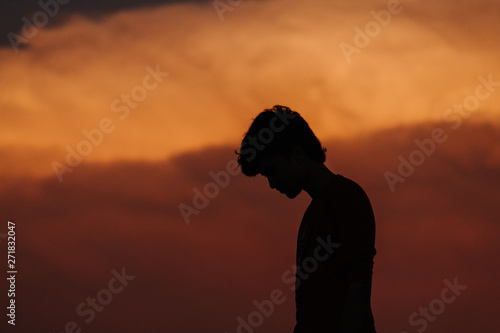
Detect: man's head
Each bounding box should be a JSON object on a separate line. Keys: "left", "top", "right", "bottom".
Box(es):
{"left": 236, "top": 105, "right": 327, "bottom": 198}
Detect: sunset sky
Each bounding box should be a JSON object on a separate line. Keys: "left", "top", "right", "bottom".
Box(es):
{"left": 0, "top": 0, "right": 499, "bottom": 332}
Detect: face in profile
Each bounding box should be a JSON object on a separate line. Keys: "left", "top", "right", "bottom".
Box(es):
{"left": 256, "top": 154, "right": 303, "bottom": 198}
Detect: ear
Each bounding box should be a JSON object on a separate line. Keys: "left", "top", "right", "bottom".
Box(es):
{"left": 290, "top": 144, "right": 306, "bottom": 164}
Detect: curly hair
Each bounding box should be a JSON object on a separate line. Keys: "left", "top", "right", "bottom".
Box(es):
{"left": 236, "top": 105, "right": 327, "bottom": 177}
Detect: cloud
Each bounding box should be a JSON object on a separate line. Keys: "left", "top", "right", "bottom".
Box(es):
{"left": 0, "top": 0, "right": 212, "bottom": 47}
{"left": 1, "top": 2, "right": 499, "bottom": 329}
{"left": 1, "top": 120, "right": 499, "bottom": 332}
{"left": 1, "top": 0, "right": 500, "bottom": 182}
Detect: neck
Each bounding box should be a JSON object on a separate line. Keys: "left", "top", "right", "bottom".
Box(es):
{"left": 303, "top": 163, "right": 335, "bottom": 200}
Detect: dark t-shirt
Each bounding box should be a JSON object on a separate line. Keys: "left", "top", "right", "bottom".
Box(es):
{"left": 293, "top": 174, "right": 376, "bottom": 333}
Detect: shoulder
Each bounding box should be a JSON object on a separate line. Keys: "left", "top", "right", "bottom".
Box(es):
{"left": 326, "top": 175, "right": 374, "bottom": 216}
{"left": 329, "top": 174, "right": 369, "bottom": 200}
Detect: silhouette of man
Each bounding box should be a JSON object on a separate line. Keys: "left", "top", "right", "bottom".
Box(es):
{"left": 236, "top": 105, "right": 377, "bottom": 333}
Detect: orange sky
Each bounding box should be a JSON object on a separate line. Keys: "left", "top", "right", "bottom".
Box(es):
{"left": 0, "top": 0, "right": 499, "bottom": 332}
{"left": 1, "top": 0, "right": 499, "bottom": 179}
